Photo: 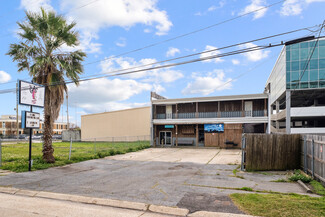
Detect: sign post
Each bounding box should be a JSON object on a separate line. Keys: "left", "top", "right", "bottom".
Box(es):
{"left": 19, "top": 80, "right": 45, "bottom": 171}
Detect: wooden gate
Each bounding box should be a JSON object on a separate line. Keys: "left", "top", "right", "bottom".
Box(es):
{"left": 205, "top": 124, "right": 242, "bottom": 148}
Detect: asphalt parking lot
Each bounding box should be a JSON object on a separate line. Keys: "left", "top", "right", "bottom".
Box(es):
{"left": 0, "top": 148, "right": 306, "bottom": 214}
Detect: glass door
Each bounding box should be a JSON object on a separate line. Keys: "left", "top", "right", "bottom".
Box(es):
{"left": 159, "top": 131, "right": 172, "bottom": 147}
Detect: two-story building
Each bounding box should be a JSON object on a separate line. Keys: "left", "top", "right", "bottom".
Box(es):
{"left": 151, "top": 93, "right": 268, "bottom": 148}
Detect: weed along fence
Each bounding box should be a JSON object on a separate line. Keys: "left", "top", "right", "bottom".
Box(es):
{"left": 302, "top": 135, "right": 325, "bottom": 183}
{"left": 241, "top": 134, "right": 301, "bottom": 171}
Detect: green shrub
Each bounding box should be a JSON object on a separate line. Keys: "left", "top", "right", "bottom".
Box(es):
{"left": 289, "top": 170, "right": 312, "bottom": 183}
{"left": 109, "top": 149, "right": 115, "bottom": 155}
{"left": 127, "top": 147, "right": 134, "bottom": 152}
{"left": 240, "top": 187, "right": 253, "bottom": 191}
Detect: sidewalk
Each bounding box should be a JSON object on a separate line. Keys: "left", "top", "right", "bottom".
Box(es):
{"left": 0, "top": 188, "right": 252, "bottom": 217}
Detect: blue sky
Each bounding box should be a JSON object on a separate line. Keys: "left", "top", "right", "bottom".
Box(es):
{"left": 0, "top": 0, "right": 324, "bottom": 126}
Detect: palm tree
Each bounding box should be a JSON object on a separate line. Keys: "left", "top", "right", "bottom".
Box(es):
{"left": 7, "top": 8, "right": 86, "bottom": 163}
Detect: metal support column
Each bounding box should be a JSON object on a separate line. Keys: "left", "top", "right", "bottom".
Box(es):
{"left": 285, "top": 90, "right": 291, "bottom": 134}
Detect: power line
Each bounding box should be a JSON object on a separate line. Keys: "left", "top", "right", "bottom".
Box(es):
{"left": 0, "top": 42, "right": 284, "bottom": 95}
{"left": 83, "top": 0, "right": 289, "bottom": 67}
{"left": 0, "top": 23, "right": 320, "bottom": 87}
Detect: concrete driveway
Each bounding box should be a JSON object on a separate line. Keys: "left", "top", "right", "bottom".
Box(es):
{"left": 108, "top": 148, "right": 242, "bottom": 165}
{"left": 0, "top": 148, "right": 307, "bottom": 214}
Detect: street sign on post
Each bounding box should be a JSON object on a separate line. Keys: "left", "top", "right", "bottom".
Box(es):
{"left": 22, "top": 111, "right": 40, "bottom": 129}
{"left": 19, "top": 80, "right": 45, "bottom": 171}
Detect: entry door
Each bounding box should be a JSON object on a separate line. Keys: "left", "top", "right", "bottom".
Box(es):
{"left": 245, "top": 101, "right": 253, "bottom": 117}
{"left": 159, "top": 131, "right": 172, "bottom": 147}
{"left": 166, "top": 105, "right": 172, "bottom": 119}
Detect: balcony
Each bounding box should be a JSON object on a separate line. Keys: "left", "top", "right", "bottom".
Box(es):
{"left": 155, "top": 110, "right": 266, "bottom": 119}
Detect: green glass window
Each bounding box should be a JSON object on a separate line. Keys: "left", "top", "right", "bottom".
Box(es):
{"left": 319, "top": 40, "right": 325, "bottom": 47}
{"left": 291, "top": 61, "right": 299, "bottom": 71}
{"left": 319, "top": 46, "right": 325, "bottom": 58}
{"left": 291, "top": 71, "right": 300, "bottom": 81}
{"left": 291, "top": 50, "right": 299, "bottom": 61}
{"left": 310, "top": 59, "right": 318, "bottom": 70}
{"left": 286, "top": 72, "right": 290, "bottom": 82}
{"left": 300, "top": 48, "right": 309, "bottom": 60}
{"left": 286, "top": 63, "right": 291, "bottom": 71}
{"left": 286, "top": 50, "right": 290, "bottom": 61}
{"left": 292, "top": 43, "right": 299, "bottom": 49}
{"left": 300, "top": 61, "right": 308, "bottom": 70}
{"left": 300, "top": 70, "right": 308, "bottom": 81}
{"left": 300, "top": 42, "right": 308, "bottom": 49}
{"left": 309, "top": 81, "right": 319, "bottom": 88}
{"left": 309, "top": 41, "right": 317, "bottom": 47}
{"left": 319, "top": 59, "right": 325, "bottom": 68}
{"left": 300, "top": 82, "right": 308, "bottom": 89}
{"left": 320, "top": 81, "right": 325, "bottom": 87}
{"left": 310, "top": 69, "right": 318, "bottom": 81}
{"left": 310, "top": 48, "right": 318, "bottom": 59}
{"left": 319, "top": 69, "right": 325, "bottom": 80}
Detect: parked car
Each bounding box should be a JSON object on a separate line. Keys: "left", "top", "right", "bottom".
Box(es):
{"left": 19, "top": 134, "right": 28, "bottom": 140}
{"left": 32, "top": 134, "right": 43, "bottom": 140}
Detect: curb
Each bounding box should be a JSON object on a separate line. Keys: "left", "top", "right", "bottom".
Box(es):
{"left": 297, "top": 180, "right": 312, "bottom": 193}
{"left": 0, "top": 187, "right": 188, "bottom": 216}
{"left": 188, "top": 211, "right": 252, "bottom": 217}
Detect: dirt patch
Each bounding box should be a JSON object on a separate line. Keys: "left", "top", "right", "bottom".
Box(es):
{"left": 177, "top": 192, "right": 244, "bottom": 214}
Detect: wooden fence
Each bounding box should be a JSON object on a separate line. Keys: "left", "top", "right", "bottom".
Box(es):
{"left": 241, "top": 134, "right": 301, "bottom": 171}
{"left": 302, "top": 135, "right": 325, "bottom": 183}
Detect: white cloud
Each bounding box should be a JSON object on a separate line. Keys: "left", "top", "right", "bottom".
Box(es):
{"left": 232, "top": 59, "right": 240, "bottom": 65}
{"left": 61, "top": 0, "right": 172, "bottom": 36}
{"left": 116, "top": 37, "right": 127, "bottom": 47}
{"left": 200, "top": 45, "right": 224, "bottom": 63}
{"left": 100, "top": 56, "right": 183, "bottom": 82}
{"left": 182, "top": 70, "right": 232, "bottom": 95}
{"left": 195, "top": 1, "right": 226, "bottom": 16}
{"left": 238, "top": 42, "right": 270, "bottom": 62}
{"left": 239, "top": 0, "right": 268, "bottom": 20}
{"left": 68, "top": 78, "right": 151, "bottom": 113}
{"left": 279, "top": 0, "right": 325, "bottom": 16}
{"left": 166, "top": 47, "right": 180, "bottom": 57}
{"left": 0, "top": 71, "right": 11, "bottom": 83}
{"left": 280, "top": 0, "right": 303, "bottom": 16}
{"left": 207, "top": 6, "right": 217, "bottom": 12}
{"left": 20, "top": 0, "right": 54, "bottom": 12}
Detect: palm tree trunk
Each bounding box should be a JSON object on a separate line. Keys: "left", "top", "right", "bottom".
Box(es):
{"left": 42, "top": 87, "right": 55, "bottom": 163}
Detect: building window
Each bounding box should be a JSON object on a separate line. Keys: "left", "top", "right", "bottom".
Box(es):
{"left": 2, "top": 122, "right": 5, "bottom": 128}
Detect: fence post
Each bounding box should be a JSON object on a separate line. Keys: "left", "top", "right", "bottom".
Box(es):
{"left": 312, "top": 139, "right": 315, "bottom": 178}
{"left": 69, "top": 136, "right": 72, "bottom": 160}
{"left": 303, "top": 135, "right": 307, "bottom": 173}
{"left": 241, "top": 134, "right": 246, "bottom": 171}
{"left": 0, "top": 139, "right": 2, "bottom": 167}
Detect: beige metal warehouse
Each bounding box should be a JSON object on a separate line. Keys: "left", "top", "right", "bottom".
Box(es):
{"left": 81, "top": 106, "right": 150, "bottom": 141}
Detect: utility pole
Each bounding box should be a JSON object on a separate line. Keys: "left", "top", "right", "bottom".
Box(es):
{"left": 16, "top": 82, "right": 19, "bottom": 138}
{"left": 66, "top": 92, "right": 69, "bottom": 130}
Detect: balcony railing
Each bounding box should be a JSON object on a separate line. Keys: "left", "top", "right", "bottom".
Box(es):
{"left": 155, "top": 110, "right": 266, "bottom": 119}
{"left": 220, "top": 111, "right": 242, "bottom": 118}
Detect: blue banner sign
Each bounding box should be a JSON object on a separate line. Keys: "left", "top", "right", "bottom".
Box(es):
{"left": 204, "top": 124, "right": 224, "bottom": 133}
{"left": 165, "top": 125, "right": 174, "bottom": 129}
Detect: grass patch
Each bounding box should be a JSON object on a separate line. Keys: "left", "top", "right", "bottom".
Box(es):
{"left": 0, "top": 141, "right": 150, "bottom": 172}
{"left": 230, "top": 193, "right": 325, "bottom": 217}
{"left": 240, "top": 187, "right": 253, "bottom": 191}
{"left": 271, "top": 178, "right": 288, "bottom": 183}
{"left": 310, "top": 180, "right": 325, "bottom": 196}
{"left": 289, "top": 170, "right": 312, "bottom": 183}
